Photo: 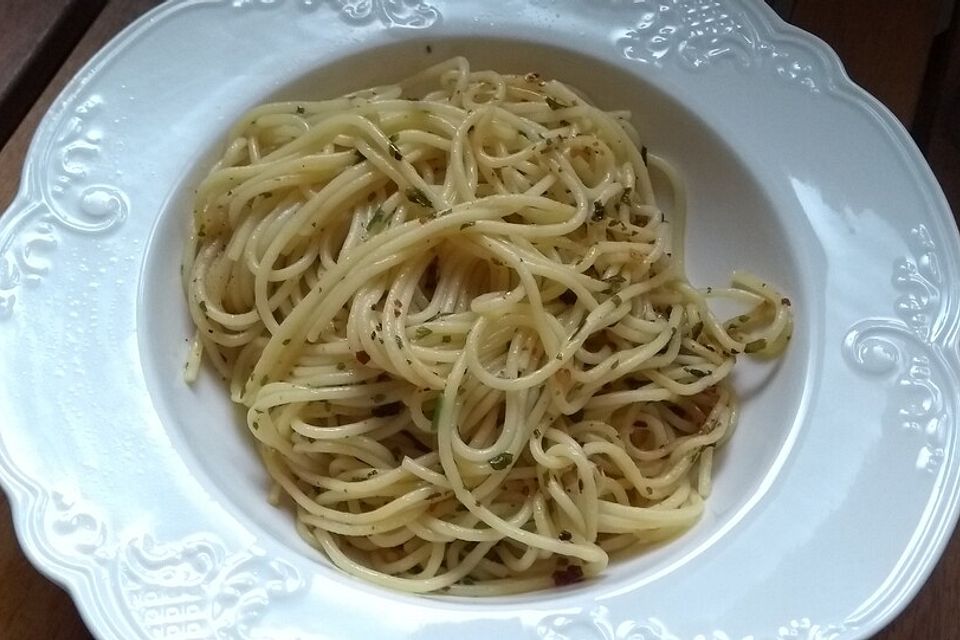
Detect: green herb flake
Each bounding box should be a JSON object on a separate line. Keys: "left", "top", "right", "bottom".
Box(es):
{"left": 282, "top": 338, "right": 291, "bottom": 346}
{"left": 198, "top": 300, "right": 208, "bottom": 312}
{"left": 365, "top": 207, "right": 387, "bottom": 234}
{"left": 686, "top": 368, "right": 710, "bottom": 378}
{"left": 415, "top": 327, "right": 433, "bottom": 339}
{"left": 406, "top": 189, "right": 431, "bottom": 207}
{"left": 488, "top": 452, "right": 513, "bottom": 471}
{"left": 393, "top": 335, "right": 403, "bottom": 349}
{"left": 441, "top": 335, "right": 452, "bottom": 344}
{"left": 431, "top": 397, "right": 444, "bottom": 431}
{"left": 459, "top": 221, "right": 476, "bottom": 230}
{"left": 295, "top": 105, "right": 305, "bottom": 115}
{"left": 558, "top": 530, "right": 572, "bottom": 541}
{"left": 336, "top": 362, "right": 346, "bottom": 371}
{"left": 744, "top": 339, "right": 768, "bottom": 354}
{"left": 545, "top": 96, "right": 569, "bottom": 110}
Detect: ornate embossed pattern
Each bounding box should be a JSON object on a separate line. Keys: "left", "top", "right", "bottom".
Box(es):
{"left": 0, "top": 95, "right": 127, "bottom": 320}
{"left": 538, "top": 606, "right": 680, "bottom": 640}
{"left": 46, "top": 95, "right": 130, "bottom": 231}
{"left": 894, "top": 225, "right": 942, "bottom": 340}
{"left": 775, "top": 618, "right": 847, "bottom": 640}
{"left": 613, "top": 0, "right": 823, "bottom": 91}
{"left": 537, "top": 607, "right": 851, "bottom": 640}
{"left": 47, "top": 491, "right": 304, "bottom": 640}
{"left": 119, "top": 536, "right": 302, "bottom": 640}
{"left": 843, "top": 224, "right": 950, "bottom": 474}
{"left": 232, "top": 0, "right": 440, "bottom": 28}
{"left": 0, "top": 205, "right": 57, "bottom": 319}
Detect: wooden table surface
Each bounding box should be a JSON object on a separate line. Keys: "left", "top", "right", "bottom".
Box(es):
{"left": 1, "top": 1, "right": 959, "bottom": 638}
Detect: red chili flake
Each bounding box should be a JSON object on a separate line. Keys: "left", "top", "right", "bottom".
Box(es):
{"left": 552, "top": 564, "right": 584, "bottom": 587}
{"left": 356, "top": 351, "right": 370, "bottom": 365}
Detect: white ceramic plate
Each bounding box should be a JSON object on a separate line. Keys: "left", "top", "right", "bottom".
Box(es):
{"left": 1, "top": 1, "right": 958, "bottom": 638}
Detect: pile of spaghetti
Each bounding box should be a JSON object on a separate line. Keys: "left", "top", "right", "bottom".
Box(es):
{"left": 183, "top": 58, "right": 792, "bottom": 595}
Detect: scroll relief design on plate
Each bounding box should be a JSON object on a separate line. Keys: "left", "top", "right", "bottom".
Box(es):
{"left": 231, "top": 0, "right": 440, "bottom": 28}
{"left": 537, "top": 606, "right": 678, "bottom": 640}
{"left": 608, "top": 0, "right": 824, "bottom": 92}
{"left": 843, "top": 224, "right": 951, "bottom": 474}
{"left": 0, "top": 94, "right": 128, "bottom": 320}
{"left": 536, "top": 606, "right": 849, "bottom": 640}
{"left": 45, "top": 490, "right": 305, "bottom": 640}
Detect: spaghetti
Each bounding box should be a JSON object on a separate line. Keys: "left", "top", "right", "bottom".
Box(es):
{"left": 183, "top": 57, "right": 792, "bottom": 595}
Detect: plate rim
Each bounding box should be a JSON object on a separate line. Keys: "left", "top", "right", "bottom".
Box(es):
{"left": 1, "top": 1, "right": 958, "bottom": 639}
